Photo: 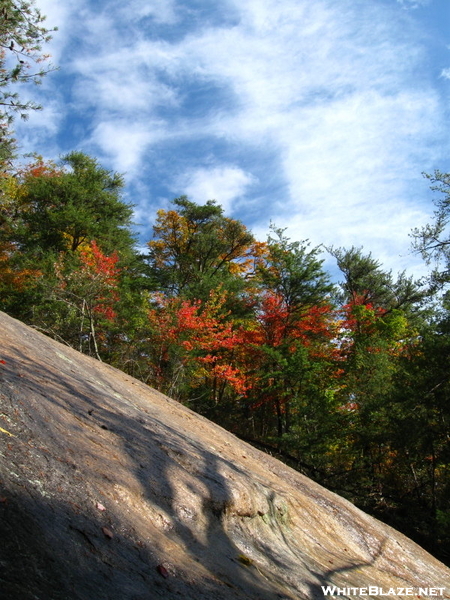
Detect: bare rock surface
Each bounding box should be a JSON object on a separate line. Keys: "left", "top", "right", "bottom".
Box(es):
{"left": 0, "top": 310, "right": 449, "bottom": 600}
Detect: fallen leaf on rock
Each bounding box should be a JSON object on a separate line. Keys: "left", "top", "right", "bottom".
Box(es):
{"left": 0, "top": 426, "right": 15, "bottom": 437}
{"left": 156, "top": 564, "right": 169, "bottom": 578}
{"left": 101, "top": 527, "right": 113, "bottom": 539}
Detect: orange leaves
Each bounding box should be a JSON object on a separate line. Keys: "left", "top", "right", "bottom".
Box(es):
{"left": 258, "top": 292, "right": 289, "bottom": 333}
{"left": 54, "top": 241, "right": 120, "bottom": 322}
{"left": 77, "top": 242, "right": 120, "bottom": 321}
{"left": 148, "top": 209, "right": 189, "bottom": 267}
{"left": 147, "top": 286, "right": 343, "bottom": 403}
{"left": 20, "top": 157, "right": 62, "bottom": 181}
{"left": 0, "top": 240, "right": 41, "bottom": 292}
{"left": 196, "top": 355, "right": 250, "bottom": 395}
{"left": 147, "top": 199, "right": 259, "bottom": 292}
{"left": 0, "top": 158, "right": 62, "bottom": 223}
{"left": 79, "top": 241, "right": 120, "bottom": 288}
{"left": 340, "top": 292, "right": 387, "bottom": 335}
{"left": 151, "top": 290, "right": 239, "bottom": 352}
{"left": 148, "top": 289, "right": 250, "bottom": 395}
{"left": 247, "top": 291, "right": 336, "bottom": 354}
{"left": 337, "top": 291, "right": 409, "bottom": 363}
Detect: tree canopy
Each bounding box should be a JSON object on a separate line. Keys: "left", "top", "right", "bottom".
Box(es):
{"left": 147, "top": 196, "right": 259, "bottom": 301}
{"left": 5, "top": 152, "right": 135, "bottom": 257}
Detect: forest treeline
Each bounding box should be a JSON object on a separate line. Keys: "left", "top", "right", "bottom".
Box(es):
{"left": 1, "top": 0, "right": 450, "bottom": 567}
{"left": 1, "top": 153, "right": 450, "bottom": 564}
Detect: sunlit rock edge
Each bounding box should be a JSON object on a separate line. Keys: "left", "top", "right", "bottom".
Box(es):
{"left": 0, "top": 311, "right": 449, "bottom": 600}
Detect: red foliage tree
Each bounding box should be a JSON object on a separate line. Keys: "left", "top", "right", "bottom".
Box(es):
{"left": 54, "top": 241, "right": 121, "bottom": 359}
{"left": 147, "top": 288, "right": 249, "bottom": 400}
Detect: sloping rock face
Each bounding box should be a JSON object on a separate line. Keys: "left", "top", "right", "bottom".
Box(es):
{"left": 0, "top": 311, "right": 449, "bottom": 600}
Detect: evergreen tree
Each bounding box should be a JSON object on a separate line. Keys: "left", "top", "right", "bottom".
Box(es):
{"left": 0, "top": 0, "right": 56, "bottom": 167}
{"left": 0, "top": 154, "right": 142, "bottom": 345}
{"left": 241, "top": 227, "right": 336, "bottom": 443}
{"left": 9, "top": 152, "right": 135, "bottom": 257}
{"left": 411, "top": 170, "right": 450, "bottom": 290}
{"left": 329, "top": 245, "right": 424, "bottom": 311}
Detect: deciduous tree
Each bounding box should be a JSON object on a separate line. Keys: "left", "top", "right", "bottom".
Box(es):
{"left": 52, "top": 241, "right": 120, "bottom": 359}
{"left": 147, "top": 196, "right": 261, "bottom": 303}
{"left": 146, "top": 287, "right": 248, "bottom": 408}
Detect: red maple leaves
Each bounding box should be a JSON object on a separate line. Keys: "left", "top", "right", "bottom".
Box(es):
{"left": 78, "top": 241, "right": 120, "bottom": 321}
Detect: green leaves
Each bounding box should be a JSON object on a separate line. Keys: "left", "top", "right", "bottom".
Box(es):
{"left": 147, "top": 196, "right": 256, "bottom": 300}
{"left": 259, "top": 225, "right": 334, "bottom": 312}
{"left": 1, "top": 158, "right": 449, "bottom": 563}
{"left": 10, "top": 153, "right": 135, "bottom": 257}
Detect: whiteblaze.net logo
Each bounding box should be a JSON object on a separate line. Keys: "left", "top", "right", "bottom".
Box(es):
{"left": 321, "top": 586, "right": 447, "bottom": 597}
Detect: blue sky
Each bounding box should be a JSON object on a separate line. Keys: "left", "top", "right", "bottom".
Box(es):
{"left": 16, "top": 0, "right": 450, "bottom": 278}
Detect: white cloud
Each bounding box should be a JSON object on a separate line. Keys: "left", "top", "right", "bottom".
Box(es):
{"left": 396, "top": 0, "right": 432, "bottom": 9}
{"left": 92, "top": 120, "right": 165, "bottom": 175}
{"left": 175, "top": 166, "right": 257, "bottom": 213}
{"left": 182, "top": 1, "right": 423, "bottom": 109}
{"left": 161, "top": 1, "right": 442, "bottom": 275}
{"left": 72, "top": 55, "right": 179, "bottom": 114}
{"left": 16, "top": 0, "right": 449, "bottom": 277}
{"left": 36, "top": 0, "right": 85, "bottom": 63}
{"left": 13, "top": 85, "right": 66, "bottom": 158}
{"left": 124, "top": 0, "right": 178, "bottom": 24}
{"left": 281, "top": 87, "right": 440, "bottom": 201}
{"left": 246, "top": 85, "right": 441, "bottom": 275}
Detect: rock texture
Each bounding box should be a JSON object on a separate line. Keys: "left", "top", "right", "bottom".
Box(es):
{"left": 0, "top": 310, "right": 449, "bottom": 600}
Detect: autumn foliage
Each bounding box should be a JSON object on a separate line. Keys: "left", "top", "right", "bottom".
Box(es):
{"left": 147, "top": 289, "right": 249, "bottom": 397}
{"left": 1, "top": 157, "right": 449, "bottom": 564}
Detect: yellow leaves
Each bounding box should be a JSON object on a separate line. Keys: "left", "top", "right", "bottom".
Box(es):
{"left": 149, "top": 209, "right": 192, "bottom": 261}
{"left": 0, "top": 173, "right": 21, "bottom": 203}
{"left": 148, "top": 239, "right": 165, "bottom": 251}
{"left": 251, "top": 240, "right": 270, "bottom": 259}
{"left": 227, "top": 260, "right": 245, "bottom": 275}
{"left": 59, "top": 232, "right": 88, "bottom": 253}
{"left": 0, "top": 426, "right": 15, "bottom": 437}
{"left": 225, "top": 242, "right": 268, "bottom": 276}
{"left": 0, "top": 158, "right": 63, "bottom": 219}
{"left": 148, "top": 204, "right": 263, "bottom": 283}
{"left": 152, "top": 209, "right": 190, "bottom": 242}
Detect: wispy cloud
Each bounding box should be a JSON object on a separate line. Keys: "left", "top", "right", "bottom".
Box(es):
{"left": 17, "top": 0, "right": 450, "bottom": 276}
{"left": 36, "top": 0, "right": 85, "bottom": 63}
{"left": 174, "top": 165, "right": 257, "bottom": 212}
{"left": 396, "top": 0, "right": 432, "bottom": 9}
{"left": 122, "top": 0, "right": 179, "bottom": 25}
